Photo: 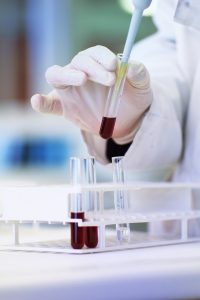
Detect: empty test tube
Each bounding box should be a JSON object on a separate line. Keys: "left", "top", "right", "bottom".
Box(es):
{"left": 112, "top": 156, "right": 130, "bottom": 243}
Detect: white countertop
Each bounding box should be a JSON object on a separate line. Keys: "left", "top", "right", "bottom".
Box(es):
{"left": 1, "top": 242, "right": 200, "bottom": 300}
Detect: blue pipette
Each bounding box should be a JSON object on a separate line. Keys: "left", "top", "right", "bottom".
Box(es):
{"left": 99, "top": 0, "right": 152, "bottom": 139}
{"left": 122, "top": 0, "right": 152, "bottom": 63}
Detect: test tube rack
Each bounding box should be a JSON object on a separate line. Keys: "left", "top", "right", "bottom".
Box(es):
{"left": 0, "top": 182, "right": 200, "bottom": 254}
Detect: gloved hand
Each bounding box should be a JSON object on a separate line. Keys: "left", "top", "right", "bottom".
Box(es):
{"left": 31, "top": 45, "right": 153, "bottom": 143}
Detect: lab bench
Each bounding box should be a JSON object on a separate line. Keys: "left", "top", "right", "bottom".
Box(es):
{"left": 0, "top": 242, "right": 200, "bottom": 300}
{"left": 0, "top": 182, "right": 200, "bottom": 300}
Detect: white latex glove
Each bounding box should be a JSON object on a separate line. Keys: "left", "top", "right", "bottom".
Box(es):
{"left": 31, "top": 45, "right": 153, "bottom": 143}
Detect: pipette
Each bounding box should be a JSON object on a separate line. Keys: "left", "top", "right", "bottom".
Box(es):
{"left": 99, "top": 0, "right": 152, "bottom": 139}
{"left": 83, "top": 157, "right": 98, "bottom": 249}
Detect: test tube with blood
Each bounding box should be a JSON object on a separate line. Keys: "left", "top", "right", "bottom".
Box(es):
{"left": 69, "top": 157, "right": 85, "bottom": 249}
{"left": 82, "top": 157, "right": 98, "bottom": 248}
{"left": 99, "top": 0, "right": 152, "bottom": 139}
{"left": 69, "top": 156, "right": 98, "bottom": 249}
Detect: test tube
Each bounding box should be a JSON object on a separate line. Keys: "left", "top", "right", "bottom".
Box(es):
{"left": 69, "top": 157, "right": 85, "bottom": 249}
{"left": 99, "top": 1, "right": 152, "bottom": 139}
{"left": 82, "top": 157, "right": 98, "bottom": 248}
{"left": 112, "top": 156, "right": 130, "bottom": 243}
{"left": 99, "top": 54, "right": 128, "bottom": 139}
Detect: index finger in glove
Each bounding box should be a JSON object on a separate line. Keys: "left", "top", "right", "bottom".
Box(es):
{"left": 70, "top": 46, "right": 117, "bottom": 86}
{"left": 45, "top": 65, "right": 87, "bottom": 88}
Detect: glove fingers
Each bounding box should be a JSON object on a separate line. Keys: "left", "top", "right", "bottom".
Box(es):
{"left": 45, "top": 46, "right": 117, "bottom": 88}
{"left": 127, "top": 60, "right": 150, "bottom": 90}
{"left": 31, "top": 91, "right": 63, "bottom": 115}
{"left": 45, "top": 65, "right": 87, "bottom": 88}
{"left": 71, "top": 51, "right": 115, "bottom": 86}
{"left": 86, "top": 45, "right": 117, "bottom": 71}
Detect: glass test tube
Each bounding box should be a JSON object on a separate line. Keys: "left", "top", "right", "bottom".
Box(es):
{"left": 69, "top": 156, "right": 98, "bottom": 249}
{"left": 99, "top": 54, "right": 128, "bottom": 139}
{"left": 70, "top": 157, "right": 85, "bottom": 249}
{"left": 82, "top": 157, "right": 98, "bottom": 248}
{"left": 112, "top": 156, "right": 130, "bottom": 243}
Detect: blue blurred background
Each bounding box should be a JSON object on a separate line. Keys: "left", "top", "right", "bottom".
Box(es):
{"left": 0, "top": 0, "right": 156, "bottom": 184}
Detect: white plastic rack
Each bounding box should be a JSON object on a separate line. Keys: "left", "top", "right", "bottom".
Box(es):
{"left": 0, "top": 182, "right": 200, "bottom": 254}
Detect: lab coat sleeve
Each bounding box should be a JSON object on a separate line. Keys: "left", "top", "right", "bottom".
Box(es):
{"left": 82, "top": 10, "right": 190, "bottom": 180}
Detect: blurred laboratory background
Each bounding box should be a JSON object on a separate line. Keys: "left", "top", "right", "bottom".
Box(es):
{"left": 0, "top": 0, "right": 157, "bottom": 185}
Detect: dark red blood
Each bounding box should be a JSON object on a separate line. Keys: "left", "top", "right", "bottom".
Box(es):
{"left": 85, "top": 226, "right": 98, "bottom": 248}
{"left": 70, "top": 212, "right": 85, "bottom": 249}
{"left": 99, "top": 117, "right": 116, "bottom": 139}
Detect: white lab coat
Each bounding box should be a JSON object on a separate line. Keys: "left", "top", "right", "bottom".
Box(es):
{"left": 82, "top": 0, "right": 200, "bottom": 236}
{"left": 82, "top": 0, "right": 200, "bottom": 183}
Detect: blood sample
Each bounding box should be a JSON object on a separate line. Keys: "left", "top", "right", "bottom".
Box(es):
{"left": 82, "top": 157, "right": 98, "bottom": 248}
{"left": 69, "top": 157, "right": 85, "bottom": 249}
{"left": 70, "top": 211, "right": 85, "bottom": 249}
{"left": 99, "top": 0, "right": 152, "bottom": 139}
{"left": 69, "top": 156, "right": 98, "bottom": 249}
{"left": 99, "top": 54, "right": 127, "bottom": 140}
{"left": 99, "top": 117, "right": 116, "bottom": 139}
{"left": 85, "top": 226, "right": 98, "bottom": 248}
